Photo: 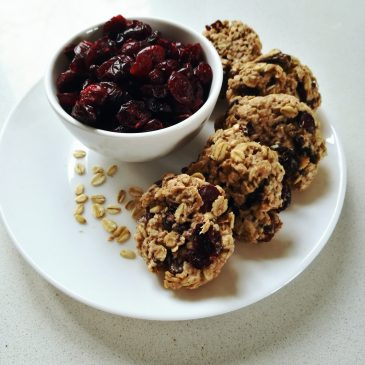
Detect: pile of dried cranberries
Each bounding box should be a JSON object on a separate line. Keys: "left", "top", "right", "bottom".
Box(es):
{"left": 56, "top": 15, "right": 213, "bottom": 133}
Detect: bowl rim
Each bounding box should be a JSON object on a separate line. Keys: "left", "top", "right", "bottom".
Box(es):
{"left": 44, "top": 16, "right": 223, "bottom": 139}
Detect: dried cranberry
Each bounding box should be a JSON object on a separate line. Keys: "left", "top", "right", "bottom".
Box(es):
{"left": 296, "top": 112, "right": 315, "bottom": 133}
{"left": 191, "top": 80, "right": 204, "bottom": 111}
{"left": 99, "top": 82, "right": 125, "bottom": 110}
{"left": 184, "top": 225, "right": 222, "bottom": 269}
{"left": 120, "top": 39, "right": 148, "bottom": 56}
{"left": 148, "top": 69, "right": 165, "bottom": 84}
{"left": 177, "top": 63, "right": 194, "bottom": 79}
{"left": 243, "top": 180, "right": 267, "bottom": 209}
{"left": 71, "top": 102, "right": 99, "bottom": 126}
{"left": 130, "top": 53, "right": 153, "bottom": 77}
{"left": 56, "top": 70, "right": 85, "bottom": 92}
{"left": 194, "top": 63, "right": 213, "bottom": 85}
{"left": 103, "top": 15, "right": 127, "bottom": 39}
{"left": 198, "top": 185, "right": 220, "bottom": 213}
{"left": 180, "top": 43, "right": 204, "bottom": 65}
{"left": 146, "top": 98, "right": 172, "bottom": 114}
{"left": 70, "top": 41, "right": 95, "bottom": 72}
{"left": 164, "top": 251, "right": 184, "bottom": 274}
{"left": 122, "top": 21, "right": 152, "bottom": 40}
{"left": 272, "top": 145, "right": 299, "bottom": 179}
{"left": 168, "top": 72, "right": 194, "bottom": 105}
{"left": 146, "top": 30, "right": 160, "bottom": 44}
{"left": 141, "top": 45, "right": 166, "bottom": 63}
{"left": 278, "top": 180, "right": 292, "bottom": 212}
{"left": 97, "top": 54, "right": 133, "bottom": 81}
{"left": 57, "top": 92, "right": 79, "bottom": 111}
{"left": 163, "top": 208, "right": 176, "bottom": 231}
{"left": 258, "top": 212, "right": 279, "bottom": 242}
{"left": 92, "top": 36, "right": 116, "bottom": 64}
{"left": 143, "top": 119, "right": 164, "bottom": 132}
{"left": 79, "top": 84, "right": 108, "bottom": 106}
{"left": 116, "top": 100, "right": 150, "bottom": 129}
{"left": 243, "top": 122, "right": 255, "bottom": 136}
{"left": 260, "top": 52, "right": 292, "bottom": 71}
{"left": 156, "top": 59, "right": 179, "bottom": 75}
{"left": 296, "top": 82, "right": 307, "bottom": 103}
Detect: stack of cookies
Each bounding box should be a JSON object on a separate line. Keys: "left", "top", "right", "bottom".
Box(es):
{"left": 134, "top": 20, "right": 327, "bottom": 290}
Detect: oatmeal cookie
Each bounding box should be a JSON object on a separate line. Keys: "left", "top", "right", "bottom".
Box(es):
{"left": 135, "top": 173, "right": 234, "bottom": 290}
{"left": 223, "top": 94, "right": 326, "bottom": 190}
{"left": 227, "top": 49, "right": 321, "bottom": 109}
{"left": 185, "top": 126, "right": 285, "bottom": 243}
{"left": 204, "top": 20, "right": 262, "bottom": 73}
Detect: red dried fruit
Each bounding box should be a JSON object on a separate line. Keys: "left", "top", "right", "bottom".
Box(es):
{"left": 198, "top": 185, "right": 220, "bottom": 213}
{"left": 143, "top": 119, "right": 164, "bottom": 132}
{"left": 116, "top": 100, "right": 150, "bottom": 129}
{"left": 184, "top": 225, "right": 222, "bottom": 269}
{"left": 168, "top": 71, "right": 194, "bottom": 105}
{"left": 57, "top": 92, "right": 79, "bottom": 111}
{"left": 120, "top": 39, "right": 148, "bottom": 56}
{"left": 122, "top": 21, "right": 152, "bottom": 40}
{"left": 148, "top": 68, "right": 165, "bottom": 84}
{"left": 130, "top": 53, "right": 153, "bottom": 77}
{"left": 56, "top": 70, "right": 85, "bottom": 92}
{"left": 103, "top": 15, "right": 127, "bottom": 38}
{"left": 71, "top": 102, "right": 99, "bottom": 126}
{"left": 97, "top": 55, "right": 133, "bottom": 81}
{"left": 70, "top": 41, "right": 95, "bottom": 72}
{"left": 156, "top": 59, "right": 179, "bottom": 75}
{"left": 194, "top": 63, "right": 213, "bottom": 85}
{"left": 79, "top": 84, "right": 108, "bottom": 106}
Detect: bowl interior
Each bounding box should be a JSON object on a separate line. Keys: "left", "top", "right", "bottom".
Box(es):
{"left": 47, "top": 17, "right": 223, "bottom": 136}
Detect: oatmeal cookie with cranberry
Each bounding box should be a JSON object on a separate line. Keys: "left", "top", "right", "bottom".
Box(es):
{"left": 135, "top": 173, "right": 234, "bottom": 290}
{"left": 185, "top": 126, "right": 285, "bottom": 243}
{"left": 204, "top": 20, "right": 262, "bottom": 73}
{"left": 227, "top": 49, "right": 321, "bottom": 109}
{"left": 223, "top": 94, "right": 326, "bottom": 190}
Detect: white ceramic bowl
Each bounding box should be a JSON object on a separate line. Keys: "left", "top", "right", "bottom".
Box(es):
{"left": 45, "top": 17, "right": 223, "bottom": 162}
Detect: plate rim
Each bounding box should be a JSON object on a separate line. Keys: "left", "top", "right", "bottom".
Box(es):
{"left": 0, "top": 80, "right": 347, "bottom": 321}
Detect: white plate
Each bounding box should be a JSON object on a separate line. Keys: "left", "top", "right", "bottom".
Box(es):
{"left": 0, "top": 81, "right": 346, "bottom": 320}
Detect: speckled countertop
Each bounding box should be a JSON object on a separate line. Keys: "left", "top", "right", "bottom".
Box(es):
{"left": 1, "top": 0, "right": 364, "bottom": 364}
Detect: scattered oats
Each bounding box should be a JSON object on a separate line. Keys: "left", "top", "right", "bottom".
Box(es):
{"left": 91, "top": 203, "right": 105, "bottom": 219}
{"left": 75, "top": 194, "right": 88, "bottom": 203}
{"left": 101, "top": 218, "right": 117, "bottom": 233}
{"left": 128, "top": 186, "right": 144, "bottom": 198}
{"left": 92, "top": 165, "right": 104, "bottom": 174}
{"left": 120, "top": 249, "right": 136, "bottom": 259}
{"left": 106, "top": 205, "right": 121, "bottom": 214}
{"left": 116, "top": 226, "right": 131, "bottom": 243}
{"left": 125, "top": 199, "right": 137, "bottom": 211}
{"left": 111, "top": 225, "right": 124, "bottom": 239}
{"left": 117, "top": 189, "right": 126, "bottom": 204}
{"left": 74, "top": 204, "right": 84, "bottom": 215}
{"left": 106, "top": 164, "right": 118, "bottom": 177}
{"left": 73, "top": 150, "right": 86, "bottom": 158}
{"left": 74, "top": 163, "right": 86, "bottom": 175}
{"left": 132, "top": 205, "right": 144, "bottom": 220}
{"left": 74, "top": 214, "right": 87, "bottom": 224}
{"left": 91, "top": 194, "right": 106, "bottom": 204}
{"left": 91, "top": 172, "right": 106, "bottom": 186}
{"left": 75, "top": 184, "right": 84, "bottom": 195}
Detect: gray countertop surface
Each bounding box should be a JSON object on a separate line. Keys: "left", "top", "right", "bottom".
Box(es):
{"left": 1, "top": 0, "right": 364, "bottom": 364}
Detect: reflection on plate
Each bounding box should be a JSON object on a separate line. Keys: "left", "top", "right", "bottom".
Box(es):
{"left": 0, "top": 81, "right": 346, "bottom": 320}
